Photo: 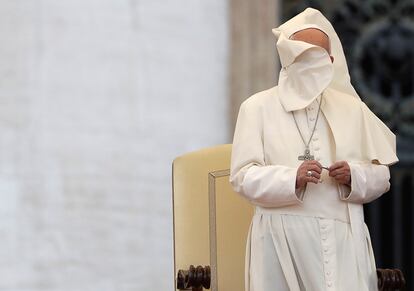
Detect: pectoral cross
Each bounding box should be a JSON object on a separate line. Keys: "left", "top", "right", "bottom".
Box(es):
{"left": 298, "top": 147, "right": 314, "bottom": 161}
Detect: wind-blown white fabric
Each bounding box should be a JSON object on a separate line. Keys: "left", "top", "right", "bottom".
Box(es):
{"left": 276, "top": 32, "right": 334, "bottom": 111}
{"left": 273, "top": 7, "right": 398, "bottom": 166}
{"left": 230, "top": 7, "right": 398, "bottom": 291}
{"left": 272, "top": 9, "right": 357, "bottom": 101}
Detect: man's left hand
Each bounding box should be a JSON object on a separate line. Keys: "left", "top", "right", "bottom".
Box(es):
{"left": 329, "top": 161, "right": 351, "bottom": 186}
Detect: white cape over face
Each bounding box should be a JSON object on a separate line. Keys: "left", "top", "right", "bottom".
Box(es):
{"left": 272, "top": 8, "right": 397, "bottom": 166}
{"left": 276, "top": 31, "right": 334, "bottom": 111}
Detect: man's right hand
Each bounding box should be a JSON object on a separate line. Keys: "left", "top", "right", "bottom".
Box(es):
{"left": 296, "top": 160, "right": 322, "bottom": 189}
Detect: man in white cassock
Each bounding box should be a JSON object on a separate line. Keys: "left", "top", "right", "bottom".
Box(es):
{"left": 229, "top": 8, "right": 398, "bottom": 291}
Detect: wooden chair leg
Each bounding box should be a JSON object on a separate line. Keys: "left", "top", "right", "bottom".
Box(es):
{"left": 377, "top": 268, "right": 406, "bottom": 290}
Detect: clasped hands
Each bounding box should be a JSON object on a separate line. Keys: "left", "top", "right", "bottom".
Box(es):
{"left": 295, "top": 160, "right": 351, "bottom": 189}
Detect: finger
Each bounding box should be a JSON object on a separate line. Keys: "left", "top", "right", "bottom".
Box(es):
{"left": 308, "top": 164, "right": 322, "bottom": 174}
{"left": 299, "top": 162, "right": 316, "bottom": 173}
{"left": 310, "top": 169, "right": 322, "bottom": 179}
{"left": 299, "top": 162, "right": 310, "bottom": 171}
{"left": 311, "top": 172, "right": 321, "bottom": 179}
{"left": 302, "top": 170, "right": 321, "bottom": 180}
{"left": 329, "top": 169, "right": 344, "bottom": 177}
{"left": 330, "top": 169, "right": 350, "bottom": 177}
{"left": 306, "top": 177, "right": 320, "bottom": 184}
{"left": 329, "top": 161, "right": 345, "bottom": 171}
{"left": 329, "top": 164, "right": 341, "bottom": 172}
{"left": 329, "top": 165, "right": 350, "bottom": 175}
{"left": 335, "top": 174, "right": 351, "bottom": 182}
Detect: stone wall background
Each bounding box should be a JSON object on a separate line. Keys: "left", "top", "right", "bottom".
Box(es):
{"left": 0, "top": 1, "right": 229, "bottom": 290}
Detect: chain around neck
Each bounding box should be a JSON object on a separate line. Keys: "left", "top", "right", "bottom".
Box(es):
{"left": 291, "top": 93, "right": 323, "bottom": 150}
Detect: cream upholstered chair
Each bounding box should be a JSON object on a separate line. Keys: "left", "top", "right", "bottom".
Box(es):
{"left": 172, "top": 144, "right": 254, "bottom": 291}
{"left": 172, "top": 144, "right": 405, "bottom": 291}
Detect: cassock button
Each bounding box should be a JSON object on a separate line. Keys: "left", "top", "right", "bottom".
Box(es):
{"left": 328, "top": 282, "right": 332, "bottom": 287}
{"left": 325, "top": 259, "right": 329, "bottom": 264}
{"left": 324, "top": 248, "right": 328, "bottom": 253}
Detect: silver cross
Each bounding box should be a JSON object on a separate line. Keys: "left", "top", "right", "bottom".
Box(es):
{"left": 298, "top": 147, "right": 314, "bottom": 161}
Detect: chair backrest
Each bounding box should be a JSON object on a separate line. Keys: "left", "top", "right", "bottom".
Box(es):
{"left": 172, "top": 144, "right": 254, "bottom": 291}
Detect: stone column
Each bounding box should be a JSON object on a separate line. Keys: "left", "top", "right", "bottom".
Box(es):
{"left": 229, "top": 0, "right": 281, "bottom": 134}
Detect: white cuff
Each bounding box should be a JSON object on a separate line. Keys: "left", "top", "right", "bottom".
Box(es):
{"left": 295, "top": 184, "right": 306, "bottom": 202}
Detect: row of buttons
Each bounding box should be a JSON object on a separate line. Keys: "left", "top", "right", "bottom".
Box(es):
{"left": 320, "top": 219, "right": 335, "bottom": 289}
{"left": 308, "top": 98, "right": 336, "bottom": 289}
{"left": 307, "top": 101, "right": 321, "bottom": 162}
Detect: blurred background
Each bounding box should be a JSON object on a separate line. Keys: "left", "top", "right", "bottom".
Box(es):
{"left": 0, "top": 0, "right": 412, "bottom": 290}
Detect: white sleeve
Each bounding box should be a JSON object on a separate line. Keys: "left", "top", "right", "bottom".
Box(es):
{"left": 338, "top": 162, "right": 391, "bottom": 204}
{"left": 229, "top": 101, "right": 304, "bottom": 208}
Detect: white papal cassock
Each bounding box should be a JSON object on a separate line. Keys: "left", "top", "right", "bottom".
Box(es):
{"left": 230, "top": 7, "right": 398, "bottom": 291}
{"left": 230, "top": 87, "right": 392, "bottom": 291}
